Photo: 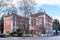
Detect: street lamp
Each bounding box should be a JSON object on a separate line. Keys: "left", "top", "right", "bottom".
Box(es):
{"left": 31, "top": 28, "right": 34, "bottom": 37}
{"left": 23, "top": 25, "right": 25, "bottom": 38}
{"left": 30, "top": 26, "right": 34, "bottom": 37}
{"left": 46, "top": 29, "right": 49, "bottom": 36}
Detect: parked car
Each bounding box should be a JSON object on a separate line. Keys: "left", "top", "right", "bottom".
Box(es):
{"left": 0, "top": 34, "right": 6, "bottom": 38}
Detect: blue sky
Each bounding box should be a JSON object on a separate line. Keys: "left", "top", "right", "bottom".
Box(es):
{"left": 36, "top": 0, "right": 60, "bottom": 21}
{"left": 37, "top": 5, "right": 60, "bottom": 18}
{"left": 0, "top": 0, "right": 60, "bottom": 20}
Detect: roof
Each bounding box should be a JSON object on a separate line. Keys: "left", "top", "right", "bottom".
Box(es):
{"left": 31, "top": 12, "right": 52, "bottom": 20}
{"left": 31, "top": 12, "right": 45, "bottom": 17}
{"left": 4, "top": 13, "right": 29, "bottom": 20}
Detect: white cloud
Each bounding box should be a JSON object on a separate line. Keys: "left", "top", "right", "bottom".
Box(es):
{"left": 36, "top": 0, "right": 60, "bottom": 6}
{"left": 4, "top": 0, "right": 60, "bottom": 7}
{"left": 53, "top": 16, "right": 60, "bottom": 21}
{"left": 4, "top": 0, "right": 60, "bottom": 8}
{"left": 4, "top": 0, "right": 20, "bottom": 7}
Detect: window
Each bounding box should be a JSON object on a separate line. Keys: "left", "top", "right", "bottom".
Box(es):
{"left": 36, "top": 17, "right": 42, "bottom": 25}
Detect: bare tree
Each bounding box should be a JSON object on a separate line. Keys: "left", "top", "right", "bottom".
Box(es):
{"left": 0, "top": 0, "right": 7, "bottom": 11}
{"left": 0, "top": 0, "right": 36, "bottom": 36}
{"left": 18, "top": 0, "right": 36, "bottom": 37}
{"left": 18, "top": 0, "right": 36, "bottom": 17}
{"left": 0, "top": 0, "right": 18, "bottom": 16}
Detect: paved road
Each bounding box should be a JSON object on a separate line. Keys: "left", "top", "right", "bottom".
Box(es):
{"left": 0, "top": 36, "right": 60, "bottom": 40}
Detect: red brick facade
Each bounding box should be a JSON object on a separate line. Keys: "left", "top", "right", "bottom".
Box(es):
{"left": 3, "top": 12, "right": 52, "bottom": 35}
{"left": 29, "top": 12, "right": 52, "bottom": 34}
{"left": 4, "top": 14, "right": 29, "bottom": 35}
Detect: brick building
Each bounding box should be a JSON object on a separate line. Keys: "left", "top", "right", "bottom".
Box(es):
{"left": 29, "top": 12, "right": 53, "bottom": 35}
{"left": 4, "top": 13, "right": 29, "bottom": 35}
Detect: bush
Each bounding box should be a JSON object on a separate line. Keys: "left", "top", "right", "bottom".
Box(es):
{"left": 17, "top": 32, "right": 23, "bottom": 37}
{"left": 9, "top": 29, "right": 23, "bottom": 37}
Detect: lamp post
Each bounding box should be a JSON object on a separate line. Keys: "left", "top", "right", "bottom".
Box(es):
{"left": 23, "top": 26, "right": 25, "bottom": 38}
{"left": 46, "top": 29, "right": 49, "bottom": 37}
{"left": 30, "top": 26, "right": 34, "bottom": 37}
{"left": 32, "top": 28, "right": 34, "bottom": 37}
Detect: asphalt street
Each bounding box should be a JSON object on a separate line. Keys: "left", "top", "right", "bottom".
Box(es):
{"left": 0, "top": 36, "right": 60, "bottom": 40}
